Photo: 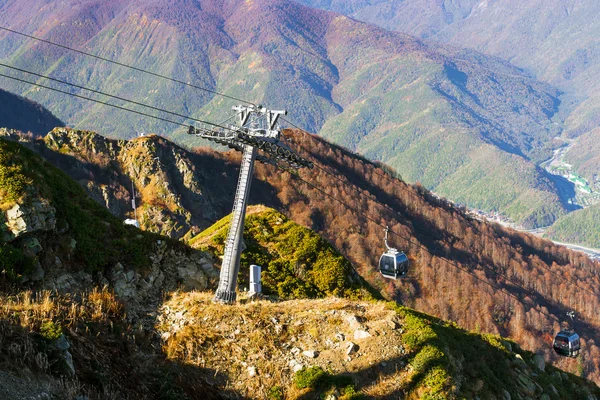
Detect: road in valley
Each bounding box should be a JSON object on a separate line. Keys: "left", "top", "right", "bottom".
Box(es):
{"left": 521, "top": 227, "right": 600, "bottom": 260}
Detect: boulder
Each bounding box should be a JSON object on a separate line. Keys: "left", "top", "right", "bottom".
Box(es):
{"left": 63, "top": 350, "right": 75, "bottom": 376}
{"left": 177, "top": 263, "right": 209, "bottom": 291}
{"left": 533, "top": 354, "right": 545, "bottom": 372}
{"left": 302, "top": 350, "right": 319, "bottom": 358}
{"left": 354, "top": 330, "right": 372, "bottom": 340}
{"left": 5, "top": 200, "right": 56, "bottom": 240}
{"left": 54, "top": 335, "right": 70, "bottom": 351}
{"left": 53, "top": 335, "right": 75, "bottom": 376}
{"left": 346, "top": 342, "right": 358, "bottom": 355}
{"left": 289, "top": 359, "right": 304, "bottom": 373}
{"left": 345, "top": 315, "right": 363, "bottom": 330}
{"left": 474, "top": 379, "right": 484, "bottom": 392}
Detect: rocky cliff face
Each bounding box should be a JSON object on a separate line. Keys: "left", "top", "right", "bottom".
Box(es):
{"left": 0, "top": 135, "right": 219, "bottom": 316}
{"left": 41, "top": 128, "right": 234, "bottom": 240}
{"left": 41, "top": 237, "right": 219, "bottom": 302}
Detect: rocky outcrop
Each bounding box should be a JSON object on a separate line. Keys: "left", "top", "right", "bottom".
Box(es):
{"left": 42, "top": 240, "right": 219, "bottom": 318}
{"left": 39, "top": 128, "right": 231, "bottom": 240}
{"left": 84, "top": 181, "right": 130, "bottom": 217}
{"left": 107, "top": 240, "right": 218, "bottom": 303}
{"left": 45, "top": 128, "right": 120, "bottom": 161}
{"left": 2, "top": 200, "right": 56, "bottom": 242}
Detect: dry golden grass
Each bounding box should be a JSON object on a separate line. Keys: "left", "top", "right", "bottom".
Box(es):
{"left": 0, "top": 288, "right": 124, "bottom": 332}
{"left": 0, "top": 287, "right": 125, "bottom": 380}
{"left": 158, "top": 292, "right": 408, "bottom": 399}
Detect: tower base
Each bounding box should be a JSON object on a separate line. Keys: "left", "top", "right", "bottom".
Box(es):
{"left": 213, "top": 289, "right": 237, "bottom": 304}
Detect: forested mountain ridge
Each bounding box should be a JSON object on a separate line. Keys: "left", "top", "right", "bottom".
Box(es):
{"left": 0, "top": 0, "right": 570, "bottom": 227}
{"left": 9, "top": 125, "right": 600, "bottom": 385}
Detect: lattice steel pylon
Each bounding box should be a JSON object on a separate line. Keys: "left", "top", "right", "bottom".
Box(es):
{"left": 188, "top": 105, "right": 313, "bottom": 304}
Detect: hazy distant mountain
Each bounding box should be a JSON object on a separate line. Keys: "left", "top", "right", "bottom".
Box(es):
{"left": 0, "top": 0, "right": 570, "bottom": 226}
{"left": 297, "top": 0, "right": 600, "bottom": 137}
{"left": 0, "top": 88, "right": 63, "bottom": 135}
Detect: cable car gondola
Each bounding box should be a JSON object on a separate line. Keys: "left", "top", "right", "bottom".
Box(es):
{"left": 378, "top": 226, "right": 409, "bottom": 279}
{"left": 553, "top": 312, "right": 581, "bottom": 358}
{"left": 553, "top": 330, "right": 580, "bottom": 357}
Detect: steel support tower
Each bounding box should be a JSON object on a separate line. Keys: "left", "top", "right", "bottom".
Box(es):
{"left": 188, "top": 105, "right": 312, "bottom": 303}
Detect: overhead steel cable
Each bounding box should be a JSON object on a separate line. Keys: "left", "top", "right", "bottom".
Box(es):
{"left": 280, "top": 117, "right": 455, "bottom": 211}
{"left": 4, "top": 62, "right": 593, "bottom": 315}
{"left": 0, "top": 63, "right": 244, "bottom": 133}
{"left": 282, "top": 128, "right": 600, "bottom": 303}
{"left": 0, "top": 25, "right": 256, "bottom": 106}
{"left": 277, "top": 124, "right": 599, "bottom": 325}
{"left": 277, "top": 162, "right": 569, "bottom": 325}
{"left": 0, "top": 66, "right": 308, "bottom": 169}
{"left": 281, "top": 131, "right": 447, "bottom": 242}
{"left": 6, "top": 22, "right": 587, "bottom": 296}
{"left": 282, "top": 117, "right": 486, "bottom": 236}
{"left": 0, "top": 72, "right": 189, "bottom": 128}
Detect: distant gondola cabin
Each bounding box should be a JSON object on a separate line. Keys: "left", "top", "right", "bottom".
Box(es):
{"left": 379, "top": 249, "right": 409, "bottom": 279}
{"left": 553, "top": 330, "right": 581, "bottom": 357}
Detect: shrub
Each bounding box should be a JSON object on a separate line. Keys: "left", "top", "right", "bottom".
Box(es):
{"left": 0, "top": 244, "right": 33, "bottom": 282}
{"left": 40, "top": 321, "right": 62, "bottom": 341}
{"left": 294, "top": 366, "right": 327, "bottom": 389}
{"left": 0, "top": 141, "right": 32, "bottom": 206}
{"left": 267, "top": 386, "right": 284, "bottom": 400}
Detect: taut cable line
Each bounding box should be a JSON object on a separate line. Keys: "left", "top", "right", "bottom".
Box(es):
{"left": 0, "top": 25, "right": 255, "bottom": 106}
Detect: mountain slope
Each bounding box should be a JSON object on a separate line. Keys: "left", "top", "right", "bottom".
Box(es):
{"left": 0, "top": 89, "right": 63, "bottom": 135}
{"left": 160, "top": 292, "right": 600, "bottom": 399}
{"left": 545, "top": 204, "right": 600, "bottom": 249}
{"left": 12, "top": 125, "right": 600, "bottom": 384}
{"left": 297, "top": 0, "right": 600, "bottom": 138}
{"left": 0, "top": 0, "right": 568, "bottom": 226}
{"left": 0, "top": 133, "right": 389, "bottom": 399}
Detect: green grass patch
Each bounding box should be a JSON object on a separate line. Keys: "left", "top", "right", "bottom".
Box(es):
{"left": 190, "top": 206, "right": 371, "bottom": 300}
{"left": 294, "top": 366, "right": 363, "bottom": 399}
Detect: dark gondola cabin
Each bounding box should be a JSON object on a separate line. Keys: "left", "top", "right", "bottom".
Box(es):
{"left": 553, "top": 330, "right": 581, "bottom": 357}
{"left": 379, "top": 249, "right": 409, "bottom": 279}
